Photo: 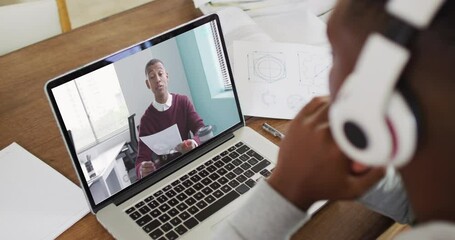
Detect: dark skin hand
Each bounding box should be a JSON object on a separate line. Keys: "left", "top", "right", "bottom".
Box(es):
{"left": 268, "top": 0, "right": 385, "bottom": 212}
{"left": 140, "top": 161, "right": 156, "bottom": 178}
{"left": 268, "top": 96, "right": 385, "bottom": 211}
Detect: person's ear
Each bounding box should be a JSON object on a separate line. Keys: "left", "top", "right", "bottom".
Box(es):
{"left": 145, "top": 79, "right": 150, "bottom": 89}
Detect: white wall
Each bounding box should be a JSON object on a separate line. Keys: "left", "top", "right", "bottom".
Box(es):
{"left": 0, "top": 0, "right": 61, "bottom": 55}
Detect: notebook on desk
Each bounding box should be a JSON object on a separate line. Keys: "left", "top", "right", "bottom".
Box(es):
{"left": 45, "top": 14, "right": 278, "bottom": 239}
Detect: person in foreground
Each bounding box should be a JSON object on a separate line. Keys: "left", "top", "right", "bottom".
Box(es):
{"left": 215, "top": 0, "right": 454, "bottom": 239}
{"left": 135, "top": 59, "right": 205, "bottom": 179}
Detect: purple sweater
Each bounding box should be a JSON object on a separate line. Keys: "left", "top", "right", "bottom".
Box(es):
{"left": 135, "top": 94, "right": 205, "bottom": 178}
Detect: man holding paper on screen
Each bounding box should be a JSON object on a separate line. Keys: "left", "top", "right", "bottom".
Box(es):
{"left": 135, "top": 59, "right": 205, "bottom": 179}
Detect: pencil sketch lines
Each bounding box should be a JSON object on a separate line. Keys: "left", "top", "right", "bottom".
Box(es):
{"left": 287, "top": 94, "right": 306, "bottom": 110}
{"left": 248, "top": 51, "right": 286, "bottom": 83}
{"left": 297, "top": 51, "right": 331, "bottom": 86}
{"left": 261, "top": 90, "right": 277, "bottom": 107}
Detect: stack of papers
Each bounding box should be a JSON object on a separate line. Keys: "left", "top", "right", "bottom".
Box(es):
{"left": 194, "top": 0, "right": 336, "bottom": 17}
{"left": 215, "top": 7, "right": 333, "bottom": 119}
{"left": 197, "top": 2, "right": 335, "bottom": 119}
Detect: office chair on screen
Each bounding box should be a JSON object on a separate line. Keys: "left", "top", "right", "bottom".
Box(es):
{"left": 128, "top": 114, "right": 138, "bottom": 154}
{"left": 67, "top": 129, "right": 75, "bottom": 150}
{"left": 119, "top": 114, "right": 138, "bottom": 174}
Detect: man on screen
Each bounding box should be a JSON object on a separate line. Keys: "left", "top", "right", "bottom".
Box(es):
{"left": 135, "top": 59, "right": 205, "bottom": 179}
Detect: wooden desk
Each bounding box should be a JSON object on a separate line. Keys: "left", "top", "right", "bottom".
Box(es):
{"left": 0, "top": 0, "right": 393, "bottom": 239}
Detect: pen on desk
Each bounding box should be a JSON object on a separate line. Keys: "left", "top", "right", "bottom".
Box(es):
{"left": 262, "top": 122, "right": 285, "bottom": 139}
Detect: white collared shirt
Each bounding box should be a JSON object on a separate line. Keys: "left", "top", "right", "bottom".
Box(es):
{"left": 152, "top": 93, "right": 172, "bottom": 112}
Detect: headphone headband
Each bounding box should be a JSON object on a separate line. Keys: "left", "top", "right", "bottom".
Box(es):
{"left": 387, "top": 0, "right": 445, "bottom": 28}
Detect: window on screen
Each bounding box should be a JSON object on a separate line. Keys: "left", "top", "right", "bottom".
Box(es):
{"left": 52, "top": 64, "right": 129, "bottom": 153}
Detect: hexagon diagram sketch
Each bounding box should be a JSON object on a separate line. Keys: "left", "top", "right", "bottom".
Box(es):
{"left": 248, "top": 51, "right": 286, "bottom": 83}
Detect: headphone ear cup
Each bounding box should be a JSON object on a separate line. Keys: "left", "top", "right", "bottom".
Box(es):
{"left": 385, "top": 91, "right": 418, "bottom": 167}
{"left": 329, "top": 90, "right": 418, "bottom": 167}
{"left": 329, "top": 92, "right": 394, "bottom": 166}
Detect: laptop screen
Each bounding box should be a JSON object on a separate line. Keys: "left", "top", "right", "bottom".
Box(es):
{"left": 46, "top": 14, "right": 243, "bottom": 209}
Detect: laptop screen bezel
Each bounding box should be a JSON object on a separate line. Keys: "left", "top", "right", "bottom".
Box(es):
{"left": 45, "top": 13, "right": 245, "bottom": 213}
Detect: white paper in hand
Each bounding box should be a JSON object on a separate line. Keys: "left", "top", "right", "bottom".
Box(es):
{"left": 140, "top": 124, "right": 183, "bottom": 155}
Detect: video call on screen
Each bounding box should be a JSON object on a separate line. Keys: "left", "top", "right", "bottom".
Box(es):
{"left": 52, "top": 20, "right": 241, "bottom": 205}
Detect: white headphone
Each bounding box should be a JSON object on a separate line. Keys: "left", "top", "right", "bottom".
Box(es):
{"left": 329, "top": 0, "right": 446, "bottom": 167}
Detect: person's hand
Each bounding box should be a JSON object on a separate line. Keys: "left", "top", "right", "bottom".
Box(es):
{"left": 140, "top": 161, "right": 156, "bottom": 178}
{"left": 175, "top": 140, "right": 196, "bottom": 154}
{"left": 268, "top": 96, "right": 385, "bottom": 211}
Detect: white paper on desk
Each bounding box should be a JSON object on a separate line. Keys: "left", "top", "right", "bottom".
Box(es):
{"left": 252, "top": 6, "right": 329, "bottom": 46}
{"left": 199, "top": 0, "right": 333, "bottom": 46}
{"left": 0, "top": 142, "right": 89, "bottom": 240}
{"left": 233, "top": 40, "right": 331, "bottom": 119}
{"left": 217, "top": 7, "right": 273, "bottom": 63}
{"left": 140, "top": 124, "right": 182, "bottom": 155}
{"left": 306, "top": 0, "right": 337, "bottom": 16}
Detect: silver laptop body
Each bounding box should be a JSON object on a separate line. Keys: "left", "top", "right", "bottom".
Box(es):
{"left": 45, "top": 14, "right": 278, "bottom": 240}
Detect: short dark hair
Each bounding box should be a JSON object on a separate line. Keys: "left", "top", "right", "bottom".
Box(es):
{"left": 344, "top": 0, "right": 453, "bottom": 47}
{"left": 144, "top": 58, "right": 164, "bottom": 77}
{"left": 342, "top": 0, "right": 454, "bottom": 85}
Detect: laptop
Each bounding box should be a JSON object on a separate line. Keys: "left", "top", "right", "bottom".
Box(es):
{"left": 45, "top": 14, "right": 279, "bottom": 239}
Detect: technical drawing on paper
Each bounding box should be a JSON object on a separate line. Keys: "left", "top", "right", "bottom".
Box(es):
{"left": 298, "top": 51, "right": 331, "bottom": 86}
{"left": 261, "top": 90, "right": 277, "bottom": 107}
{"left": 233, "top": 40, "right": 332, "bottom": 119}
{"left": 248, "top": 51, "right": 286, "bottom": 83}
{"left": 287, "top": 94, "right": 307, "bottom": 110}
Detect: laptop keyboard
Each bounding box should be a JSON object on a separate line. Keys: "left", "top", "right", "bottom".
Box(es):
{"left": 125, "top": 141, "right": 273, "bottom": 240}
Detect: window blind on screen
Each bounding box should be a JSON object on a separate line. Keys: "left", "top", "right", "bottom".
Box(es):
{"left": 210, "top": 21, "right": 231, "bottom": 91}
